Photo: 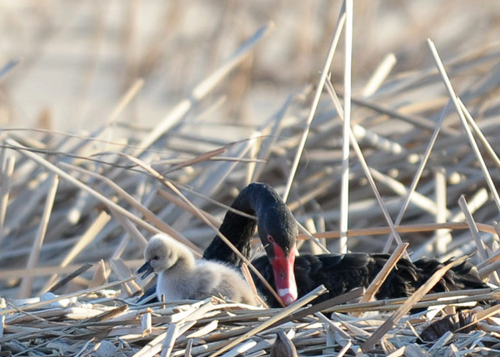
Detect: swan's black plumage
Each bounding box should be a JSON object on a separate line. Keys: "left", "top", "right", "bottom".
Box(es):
{"left": 202, "top": 182, "right": 487, "bottom": 307}
{"left": 250, "top": 253, "right": 486, "bottom": 307}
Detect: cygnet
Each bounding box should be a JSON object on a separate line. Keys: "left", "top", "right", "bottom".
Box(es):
{"left": 138, "top": 234, "right": 257, "bottom": 305}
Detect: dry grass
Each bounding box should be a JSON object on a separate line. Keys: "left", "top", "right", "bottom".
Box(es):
{"left": 2, "top": 1, "right": 500, "bottom": 356}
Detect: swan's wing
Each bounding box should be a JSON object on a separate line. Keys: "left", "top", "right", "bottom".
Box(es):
{"left": 250, "top": 253, "right": 423, "bottom": 306}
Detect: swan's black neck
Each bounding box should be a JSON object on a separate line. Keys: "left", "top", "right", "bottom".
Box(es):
{"left": 203, "top": 183, "right": 296, "bottom": 265}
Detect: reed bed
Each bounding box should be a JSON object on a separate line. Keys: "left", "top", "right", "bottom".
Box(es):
{"left": 2, "top": 2, "right": 500, "bottom": 356}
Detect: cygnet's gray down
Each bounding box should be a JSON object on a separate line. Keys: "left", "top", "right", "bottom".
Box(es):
{"left": 138, "top": 234, "right": 257, "bottom": 305}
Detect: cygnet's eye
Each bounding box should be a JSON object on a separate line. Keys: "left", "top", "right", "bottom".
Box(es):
{"left": 152, "top": 255, "right": 159, "bottom": 261}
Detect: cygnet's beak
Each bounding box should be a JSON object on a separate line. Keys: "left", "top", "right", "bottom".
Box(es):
{"left": 137, "top": 261, "right": 154, "bottom": 280}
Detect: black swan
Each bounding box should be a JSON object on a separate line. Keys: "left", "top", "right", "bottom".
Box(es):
{"left": 202, "top": 183, "right": 487, "bottom": 307}
{"left": 138, "top": 234, "right": 257, "bottom": 305}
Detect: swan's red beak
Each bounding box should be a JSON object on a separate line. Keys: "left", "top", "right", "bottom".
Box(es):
{"left": 270, "top": 243, "right": 297, "bottom": 306}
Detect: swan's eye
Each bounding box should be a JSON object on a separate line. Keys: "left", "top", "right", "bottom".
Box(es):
{"left": 152, "top": 255, "right": 159, "bottom": 261}
{"left": 268, "top": 235, "right": 275, "bottom": 243}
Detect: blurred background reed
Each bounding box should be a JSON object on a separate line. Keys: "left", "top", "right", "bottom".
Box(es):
{"left": 1, "top": 1, "right": 498, "bottom": 131}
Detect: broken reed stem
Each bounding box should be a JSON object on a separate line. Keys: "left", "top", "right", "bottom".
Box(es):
{"left": 162, "top": 146, "right": 226, "bottom": 175}
{"left": 459, "top": 98, "right": 500, "bottom": 174}
{"left": 301, "top": 221, "right": 496, "bottom": 240}
{"left": 370, "top": 168, "right": 442, "bottom": 217}
{"left": 339, "top": 0, "right": 353, "bottom": 254}
{"left": 458, "top": 195, "right": 500, "bottom": 284}
{"left": 327, "top": 288, "right": 494, "bottom": 313}
{"left": 383, "top": 100, "right": 452, "bottom": 253}
{"left": 346, "top": 94, "right": 458, "bottom": 134}
{"left": 245, "top": 131, "right": 261, "bottom": 186}
{"left": 276, "top": 287, "right": 364, "bottom": 326}
{"left": 337, "top": 340, "right": 353, "bottom": 357}
{"left": 283, "top": 5, "right": 346, "bottom": 202}
{"left": 296, "top": 220, "right": 330, "bottom": 254}
{"left": 48, "top": 263, "right": 93, "bottom": 293}
{"left": 18, "top": 174, "right": 59, "bottom": 299}
{"left": 362, "top": 53, "right": 397, "bottom": 97}
{"left": 105, "top": 79, "right": 144, "bottom": 126}
{"left": 0, "top": 155, "right": 15, "bottom": 245}
{"left": 160, "top": 323, "right": 180, "bottom": 357}
{"left": 427, "top": 39, "right": 500, "bottom": 214}
{"left": 459, "top": 196, "right": 488, "bottom": 262}
{"left": 241, "top": 263, "right": 269, "bottom": 308}
{"left": 132, "top": 327, "right": 172, "bottom": 357}
{"left": 358, "top": 243, "right": 409, "bottom": 306}
{"left": 434, "top": 167, "right": 450, "bottom": 255}
{"left": 479, "top": 253, "right": 500, "bottom": 279}
{"left": 40, "top": 212, "right": 112, "bottom": 293}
